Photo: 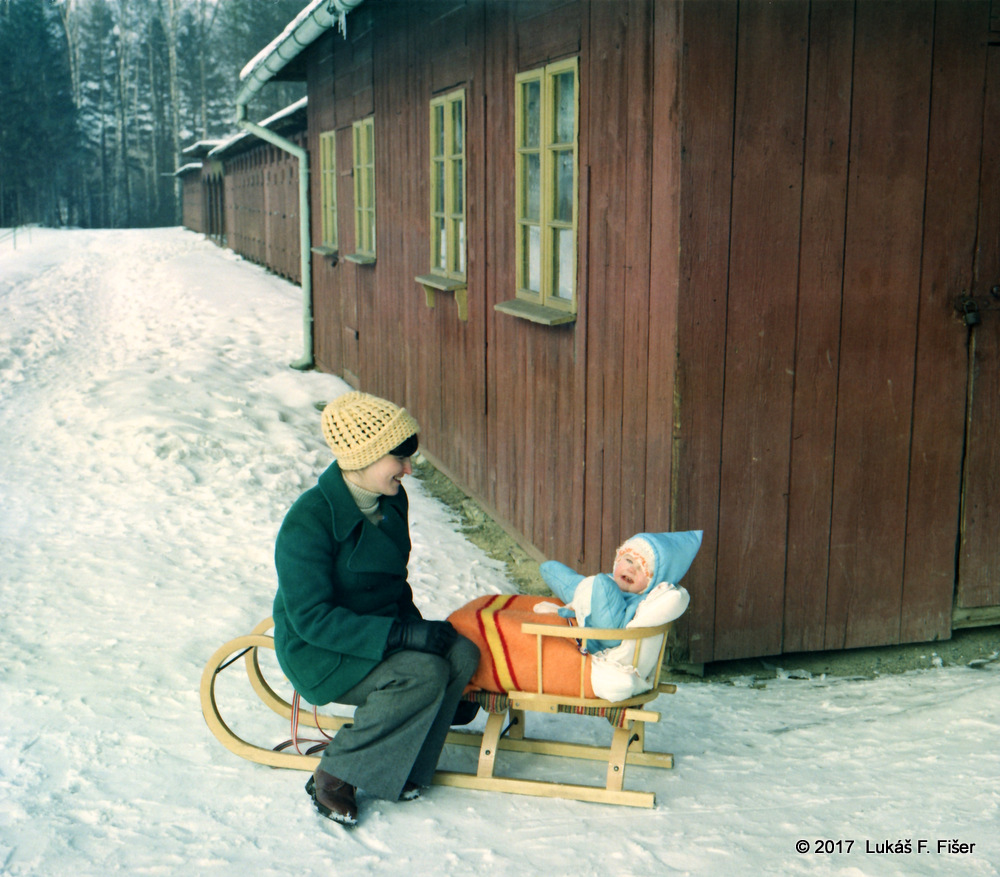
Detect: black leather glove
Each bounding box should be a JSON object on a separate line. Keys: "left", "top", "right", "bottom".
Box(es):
{"left": 385, "top": 618, "right": 457, "bottom": 657}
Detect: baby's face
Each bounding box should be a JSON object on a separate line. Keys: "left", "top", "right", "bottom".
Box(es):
{"left": 612, "top": 551, "right": 651, "bottom": 594}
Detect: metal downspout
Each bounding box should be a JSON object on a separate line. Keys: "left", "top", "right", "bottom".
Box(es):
{"left": 232, "top": 1, "right": 366, "bottom": 371}
{"left": 235, "top": 104, "right": 313, "bottom": 370}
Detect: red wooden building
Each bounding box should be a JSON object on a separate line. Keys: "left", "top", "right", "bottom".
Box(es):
{"left": 180, "top": 102, "right": 308, "bottom": 282}
{"left": 201, "top": 0, "right": 999, "bottom": 665}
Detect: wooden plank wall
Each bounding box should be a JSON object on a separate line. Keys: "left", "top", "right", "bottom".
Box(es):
{"left": 297, "top": 0, "right": 994, "bottom": 664}
{"left": 646, "top": 0, "right": 682, "bottom": 544}
{"left": 506, "top": 0, "right": 586, "bottom": 565}
{"left": 204, "top": 172, "right": 226, "bottom": 244}
{"left": 310, "top": 0, "right": 592, "bottom": 560}
{"left": 307, "top": 32, "right": 341, "bottom": 376}
{"left": 672, "top": 0, "right": 737, "bottom": 663}
{"left": 824, "top": 1, "right": 932, "bottom": 651}
{"left": 226, "top": 157, "right": 265, "bottom": 266}
{"left": 180, "top": 174, "right": 203, "bottom": 233}
{"left": 476, "top": 1, "right": 587, "bottom": 565}
{"left": 782, "top": 0, "right": 852, "bottom": 654}
{"left": 902, "top": 0, "right": 986, "bottom": 638}
{"left": 957, "top": 34, "right": 1000, "bottom": 612}
{"left": 221, "top": 138, "right": 304, "bottom": 284}
{"left": 675, "top": 0, "right": 989, "bottom": 662}
{"left": 714, "top": 0, "right": 808, "bottom": 659}
{"left": 585, "top": 0, "right": 653, "bottom": 570}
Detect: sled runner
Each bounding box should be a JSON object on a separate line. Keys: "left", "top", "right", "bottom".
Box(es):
{"left": 200, "top": 614, "right": 677, "bottom": 807}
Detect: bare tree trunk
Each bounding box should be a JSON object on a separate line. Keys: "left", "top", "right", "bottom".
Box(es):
{"left": 57, "top": 0, "right": 84, "bottom": 225}
{"left": 57, "top": 0, "right": 82, "bottom": 108}
{"left": 196, "top": 0, "right": 220, "bottom": 140}
{"left": 148, "top": 39, "right": 160, "bottom": 222}
{"left": 113, "top": 0, "right": 132, "bottom": 226}
{"left": 97, "top": 22, "right": 109, "bottom": 228}
{"left": 159, "top": 0, "right": 181, "bottom": 224}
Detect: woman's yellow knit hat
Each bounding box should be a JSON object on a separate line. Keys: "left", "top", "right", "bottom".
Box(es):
{"left": 320, "top": 391, "right": 419, "bottom": 471}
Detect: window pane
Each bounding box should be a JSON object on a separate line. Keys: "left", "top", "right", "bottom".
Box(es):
{"left": 320, "top": 132, "right": 337, "bottom": 248}
{"left": 433, "top": 105, "right": 445, "bottom": 156}
{"left": 368, "top": 210, "right": 376, "bottom": 253}
{"left": 522, "top": 224, "right": 541, "bottom": 293}
{"left": 553, "top": 71, "right": 575, "bottom": 144}
{"left": 553, "top": 149, "right": 573, "bottom": 223}
{"left": 524, "top": 153, "right": 540, "bottom": 222}
{"left": 521, "top": 80, "right": 540, "bottom": 148}
{"left": 451, "top": 100, "right": 463, "bottom": 153}
{"left": 453, "top": 158, "right": 463, "bottom": 213}
{"left": 434, "top": 217, "right": 446, "bottom": 270}
{"left": 455, "top": 217, "right": 466, "bottom": 274}
{"left": 552, "top": 227, "right": 574, "bottom": 300}
{"left": 433, "top": 160, "right": 445, "bottom": 212}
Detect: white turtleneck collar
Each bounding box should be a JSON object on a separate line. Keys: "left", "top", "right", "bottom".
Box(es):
{"left": 344, "top": 477, "right": 382, "bottom": 525}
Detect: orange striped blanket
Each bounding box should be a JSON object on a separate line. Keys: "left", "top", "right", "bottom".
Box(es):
{"left": 447, "top": 594, "right": 597, "bottom": 699}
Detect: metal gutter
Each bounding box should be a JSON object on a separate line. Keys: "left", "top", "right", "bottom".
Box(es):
{"left": 234, "top": 0, "right": 366, "bottom": 370}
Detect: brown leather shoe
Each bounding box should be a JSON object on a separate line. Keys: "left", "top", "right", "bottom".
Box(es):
{"left": 305, "top": 770, "right": 358, "bottom": 825}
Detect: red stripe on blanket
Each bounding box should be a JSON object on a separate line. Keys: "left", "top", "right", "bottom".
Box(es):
{"left": 474, "top": 594, "right": 520, "bottom": 691}
{"left": 493, "top": 599, "right": 523, "bottom": 692}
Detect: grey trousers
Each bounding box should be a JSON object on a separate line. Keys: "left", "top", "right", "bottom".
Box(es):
{"left": 317, "top": 634, "right": 480, "bottom": 801}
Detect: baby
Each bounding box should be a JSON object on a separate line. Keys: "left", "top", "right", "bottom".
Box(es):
{"left": 534, "top": 531, "right": 701, "bottom": 652}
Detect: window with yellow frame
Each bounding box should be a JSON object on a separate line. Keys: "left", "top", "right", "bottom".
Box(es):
{"left": 513, "top": 58, "right": 578, "bottom": 318}
{"left": 351, "top": 117, "right": 376, "bottom": 261}
{"left": 319, "top": 130, "right": 338, "bottom": 251}
{"left": 429, "top": 89, "right": 466, "bottom": 280}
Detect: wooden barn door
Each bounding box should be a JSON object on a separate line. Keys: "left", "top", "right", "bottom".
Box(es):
{"left": 955, "top": 42, "right": 1000, "bottom": 621}
{"left": 684, "top": 0, "right": 998, "bottom": 663}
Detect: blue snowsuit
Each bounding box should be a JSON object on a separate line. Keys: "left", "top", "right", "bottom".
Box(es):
{"left": 539, "top": 530, "right": 702, "bottom": 652}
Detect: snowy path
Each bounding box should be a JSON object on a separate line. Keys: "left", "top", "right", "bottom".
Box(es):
{"left": 0, "top": 228, "right": 997, "bottom": 877}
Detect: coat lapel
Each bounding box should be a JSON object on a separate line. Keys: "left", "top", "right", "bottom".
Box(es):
{"left": 319, "top": 462, "right": 409, "bottom": 575}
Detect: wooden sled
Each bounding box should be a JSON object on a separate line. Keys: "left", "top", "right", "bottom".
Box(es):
{"left": 200, "top": 617, "right": 677, "bottom": 807}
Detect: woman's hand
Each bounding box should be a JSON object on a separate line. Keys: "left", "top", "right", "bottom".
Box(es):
{"left": 385, "top": 618, "right": 457, "bottom": 656}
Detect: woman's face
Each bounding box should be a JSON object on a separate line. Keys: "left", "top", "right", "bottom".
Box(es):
{"left": 347, "top": 453, "right": 413, "bottom": 496}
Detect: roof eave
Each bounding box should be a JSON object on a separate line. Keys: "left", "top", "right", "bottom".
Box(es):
{"left": 235, "top": 0, "right": 366, "bottom": 111}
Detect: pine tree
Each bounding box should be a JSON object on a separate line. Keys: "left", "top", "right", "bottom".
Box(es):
{"left": 0, "top": 0, "right": 79, "bottom": 226}
{"left": 0, "top": 0, "right": 308, "bottom": 228}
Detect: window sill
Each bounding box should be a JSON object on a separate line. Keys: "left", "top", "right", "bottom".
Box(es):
{"left": 494, "top": 298, "right": 576, "bottom": 326}
{"left": 311, "top": 245, "right": 338, "bottom": 263}
{"left": 416, "top": 273, "right": 467, "bottom": 321}
{"left": 343, "top": 252, "right": 376, "bottom": 265}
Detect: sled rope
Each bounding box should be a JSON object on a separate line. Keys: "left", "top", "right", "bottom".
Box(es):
{"left": 278, "top": 691, "right": 335, "bottom": 756}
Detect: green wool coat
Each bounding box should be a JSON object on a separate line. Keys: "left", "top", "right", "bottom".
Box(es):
{"left": 272, "top": 461, "right": 422, "bottom": 705}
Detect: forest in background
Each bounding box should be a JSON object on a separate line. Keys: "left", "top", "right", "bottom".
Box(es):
{"left": 0, "top": 0, "right": 308, "bottom": 229}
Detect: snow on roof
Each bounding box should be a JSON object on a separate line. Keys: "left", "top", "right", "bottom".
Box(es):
{"left": 174, "top": 162, "right": 203, "bottom": 176}
{"left": 239, "top": 0, "right": 327, "bottom": 82}
{"left": 260, "top": 95, "right": 309, "bottom": 127}
{"left": 182, "top": 140, "right": 225, "bottom": 157}
{"left": 208, "top": 97, "right": 309, "bottom": 159}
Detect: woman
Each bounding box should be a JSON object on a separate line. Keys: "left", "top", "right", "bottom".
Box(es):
{"left": 272, "top": 391, "right": 480, "bottom": 825}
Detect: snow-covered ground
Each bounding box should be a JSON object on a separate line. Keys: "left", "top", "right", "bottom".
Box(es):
{"left": 1, "top": 227, "right": 997, "bottom": 877}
